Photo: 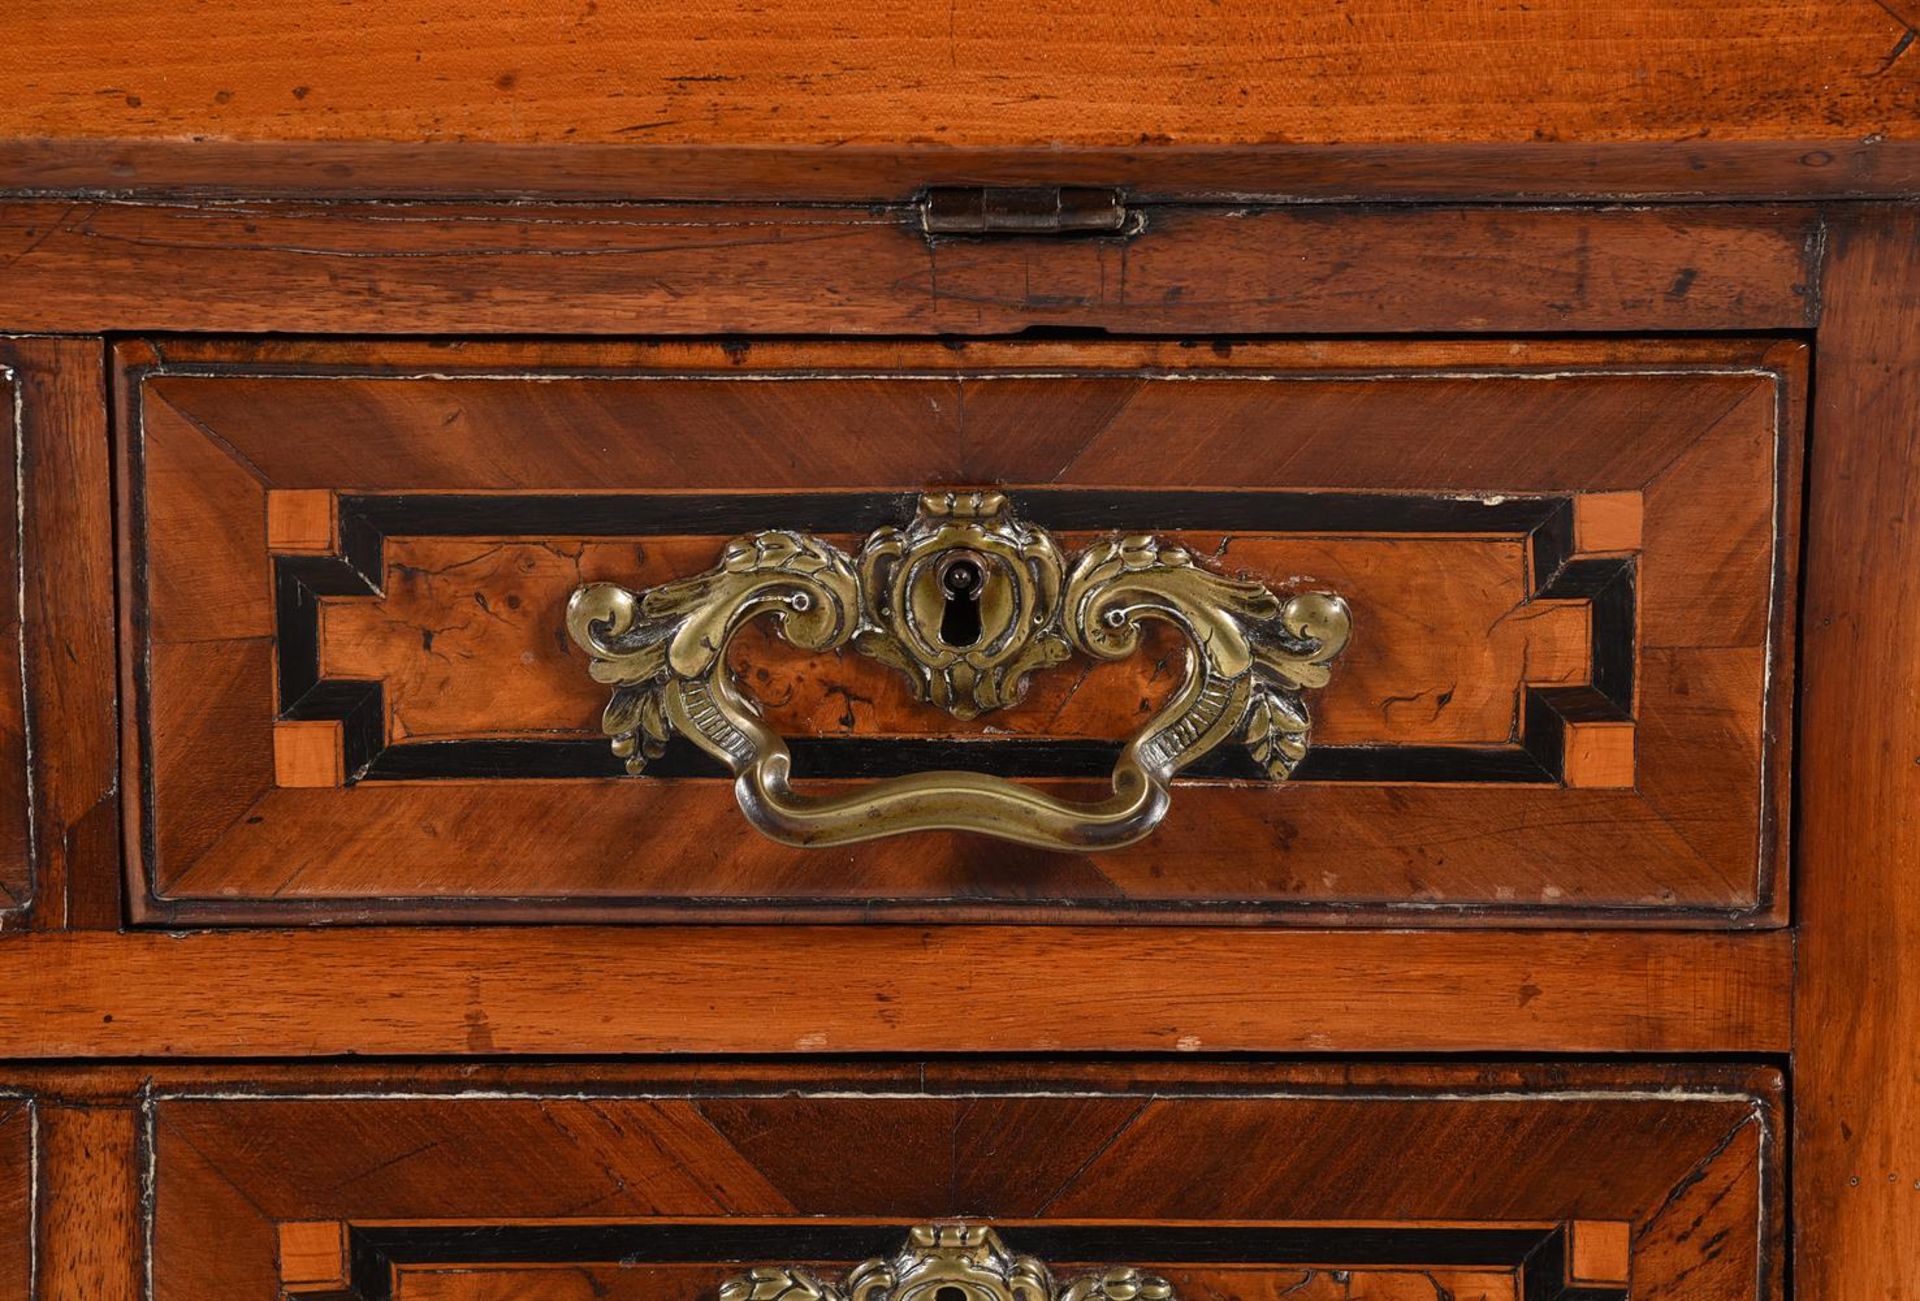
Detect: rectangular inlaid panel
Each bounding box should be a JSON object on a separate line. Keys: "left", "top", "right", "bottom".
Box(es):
{"left": 119, "top": 337, "right": 1800, "bottom": 924}
{"left": 135, "top": 1064, "right": 1778, "bottom": 1301}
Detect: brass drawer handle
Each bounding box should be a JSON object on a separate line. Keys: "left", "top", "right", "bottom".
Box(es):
{"left": 567, "top": 492, "right": 1350, "bottom": 850}
{"left": 721, "top": 1223, "right": 1175, "bottom": 1301}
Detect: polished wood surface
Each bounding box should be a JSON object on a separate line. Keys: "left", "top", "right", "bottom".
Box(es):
{"left": 0, "top": 340, "right": 119, "bottom": 931}
{"left": 0, "top": 1097, "right": 26, "bottom": 1297}
{"left": 0, "top": 201, "right": 1822, "bottom": 335}
{"left": 333, "top": 533, "right": 1592, "bottom": 744}
{"left": 104, "top": 1062, "right": 1779, "bottom": 1300}
{"left": 395, "top": 1265, "right": 1527, "bottom": 1301}
{"left": 10, "top": 137, "right": 1920, "bottom": 203}
{"left": 0, "top": 31, "right": 1906, "bottom": 1289}
{"left": 0, "top": 365, "right": 24, "bottom": 920}
{"left": 120, "top": 337, "right": 1797, "bottom": 924}
{"left": 0, "top": 926, "right": 1790, "bottom": 1056}
{"left": 37, "top": 1101, "right": 142, "bottom": 1301}
{"left": 0, "top": 1062, "right": 1774, "bottom": 1301}
{"left": 1796, "top": 203, "right": 1920, "bottom": 1299}
{"left": 2, "top": 0, "right": 1911, "bottom": 150}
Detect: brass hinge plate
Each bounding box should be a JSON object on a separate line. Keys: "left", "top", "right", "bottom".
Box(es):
{"left": 918, "top": 186, "right": 1135, "bottom": 236}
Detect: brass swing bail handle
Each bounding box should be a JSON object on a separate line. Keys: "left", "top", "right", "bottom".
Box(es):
{"left": 566, "top": 492, "right": 1351, "bottom": 851}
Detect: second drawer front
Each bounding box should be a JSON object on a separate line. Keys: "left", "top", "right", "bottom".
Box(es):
{"left": 139, "top": 1064, "right": 1779, "bottom": 1300}
{"left": 121, "top": 337, "right": 1799, "bottom": 924}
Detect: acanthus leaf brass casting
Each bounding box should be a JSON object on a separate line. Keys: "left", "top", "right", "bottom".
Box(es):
{"left": 718, "top": 1223, "right": 1175, "bottom": 1301}
{"left": 567, "top": 492, "right": 1351, "bottom": 850}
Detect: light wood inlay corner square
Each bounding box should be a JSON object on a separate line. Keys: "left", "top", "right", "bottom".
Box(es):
{"left": 268, "top": 489, "right": 340, "bottom": 554}
{"left": 274, "top": 721, "right": 346, "bottom": 788}
{"left": 1563, "top": 721, "right": 1636, "bottom": 789}
{"left": 1573, "top": 491, "right": 1643, "bottom": 556}
{"left": 279, "top": 1220, "right": 348, "bottom": 1290}
{"left": 1568, "top": 1218, "right": 1632, "bottom": 1286}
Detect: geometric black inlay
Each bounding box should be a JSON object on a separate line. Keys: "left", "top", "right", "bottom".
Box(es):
{"left": 336, "top": 1220, "right": 1625, "bottom": 1301}
{"left": 268, "top": 490, "right": 1636, "bottom": 786}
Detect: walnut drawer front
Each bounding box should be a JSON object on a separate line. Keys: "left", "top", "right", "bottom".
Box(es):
{"left": 125, "top": 1065, "right": 1781, "bottom": 1301}
{"left": 119, "top": 337, "right": 1801, "bottom": 925}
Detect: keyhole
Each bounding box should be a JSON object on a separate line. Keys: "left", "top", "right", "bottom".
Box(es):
{"left": 938, "top": 556, "right": 985, "bottom": 649}
{"left": 935, "top": 1288, "right": 968, "bottom": 1301}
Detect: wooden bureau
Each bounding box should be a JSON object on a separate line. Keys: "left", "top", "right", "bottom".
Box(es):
{"left": 1, "top": 3, "right": 1917, "bottom": 1296}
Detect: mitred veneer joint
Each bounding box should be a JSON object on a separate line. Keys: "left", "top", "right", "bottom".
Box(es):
{"left": 918, "top": 185, "right": 1136, "bottom": 237}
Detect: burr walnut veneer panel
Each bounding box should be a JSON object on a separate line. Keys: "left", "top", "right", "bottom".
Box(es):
{"left": 119, "top": 337, "right": 1799, "bottom": 924}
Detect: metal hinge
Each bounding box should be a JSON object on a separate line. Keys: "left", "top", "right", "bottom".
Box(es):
{"left": 917, "top": 186, "right": 1137, "bottom": 236}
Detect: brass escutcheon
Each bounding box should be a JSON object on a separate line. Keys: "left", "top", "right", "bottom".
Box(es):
{"left": 719, "top": 1223, "right": 1176, "bottom": 1301}
{"left": 566, "top": 492, "right": 1351, "bottom": 850}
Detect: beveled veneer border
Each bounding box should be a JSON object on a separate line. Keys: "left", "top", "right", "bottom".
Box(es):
{"left": 267, "top": 487, "right": 1630, "bottom": 787}
{"left": 323, "top": 1221, "right": 1618, "bottom": 1301}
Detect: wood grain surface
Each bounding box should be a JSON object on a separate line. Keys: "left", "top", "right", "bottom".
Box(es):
{"left": 0, "top": 927, "right": 1791, "bottom": 1056}
{"left": 0, "top": 1063, "right": 1775, "bottom": 1301}
{"left": 392, "top": 1264, "right": 1525, "bottom": 1301}
{"left": 121, "top": 337, "right": 1799, "bottom": 925}
{"left": 119, "top": 1062, "right": 1780, "bottom": 1301}
{"left": 36, "top": 1102, "right": 141, "bottom": 1301}
{"left": 8, "top": 137, "right": 1920, "bottom": 204}
{"left": 1, "top": 0, "right": 1912, "bottom": 149}
{"left": 0, "top": 1099, "right": 26, "bottom": 1301}
{"left": 0, "top": 365, "right": 25, "bottom": 923}
{"left": 0, "top": 201, "right": 1822, "bottom": 336}
{"left": 6, "top": 341, "right": 119, "bottom": 931}
{"left": 0, "top": 341, "right": 119, "bottom": 930}
{"left": 327, "top": 534, "right": 1588, "bottom": 747}
{"left": 1796, "top": 203, "right": 1920, "bottom": 1300}
{"left": 0, "top": 28, "right": 1890, "bottom": 1301}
